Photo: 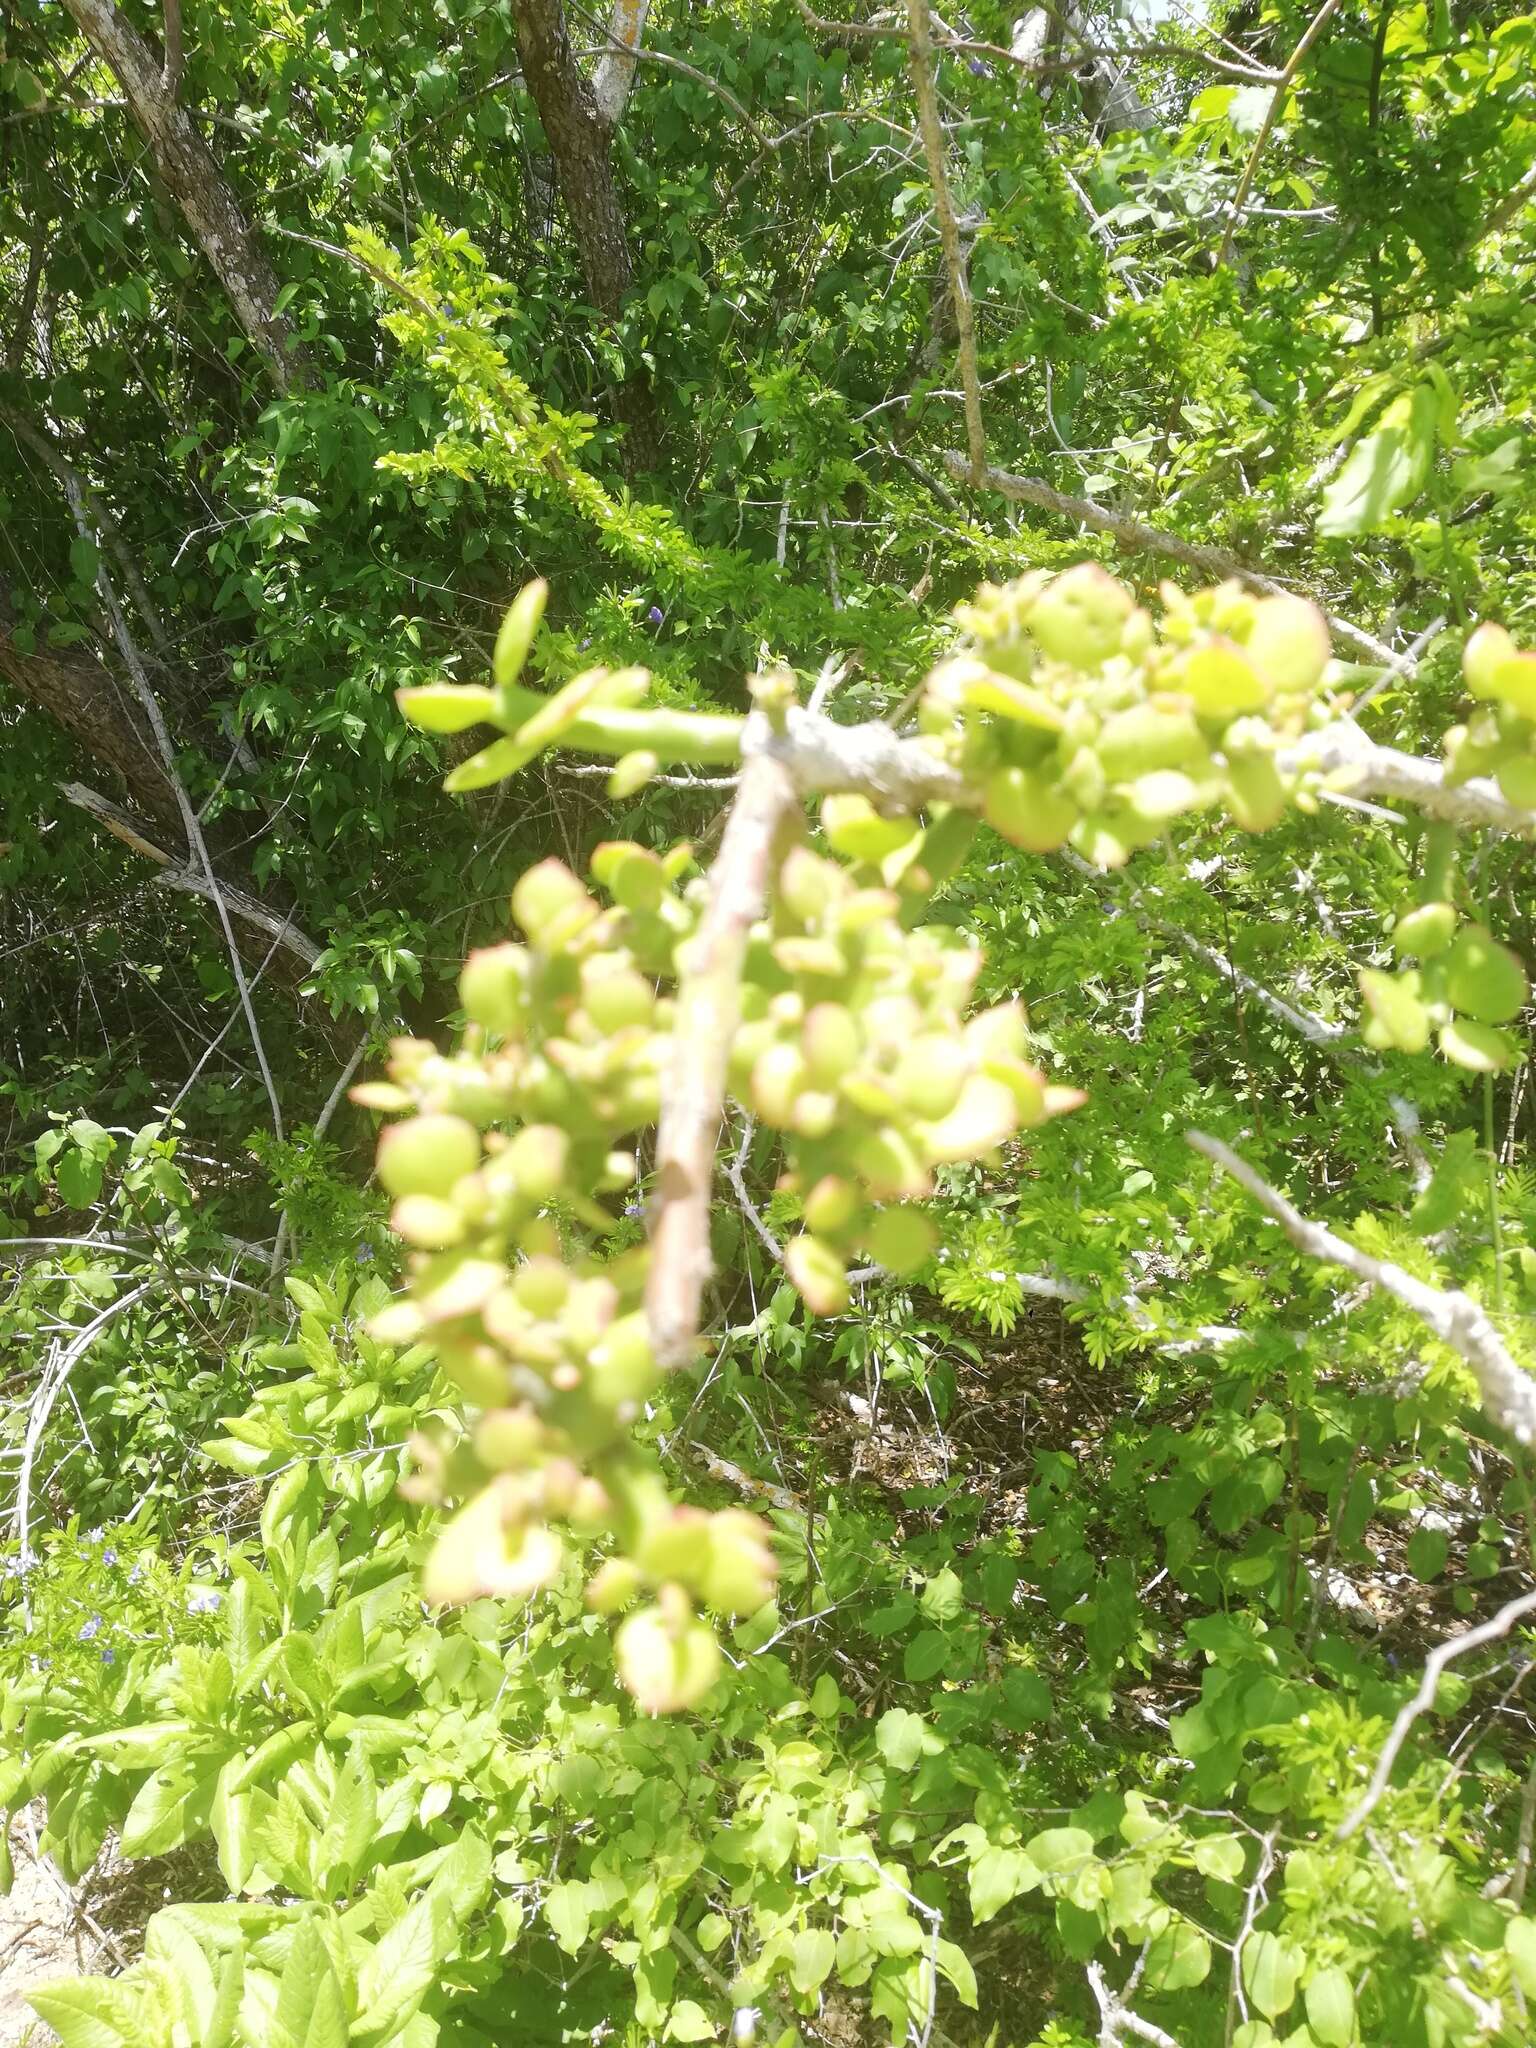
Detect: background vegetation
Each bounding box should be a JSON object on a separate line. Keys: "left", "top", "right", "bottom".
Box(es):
{"left": 3, "top": 0, "right": 1536, "bottom": 2041}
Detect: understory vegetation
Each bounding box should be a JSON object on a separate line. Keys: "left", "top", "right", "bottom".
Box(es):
{"left": 3, "top": 1, "right": 1536, "bottom": 2044}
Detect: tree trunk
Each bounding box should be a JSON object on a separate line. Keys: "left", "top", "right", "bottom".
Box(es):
{"left": 0, "top": 622, "right": 319, "bottom": 983}
{"left": 0, "top": 625, "right": 182, "bottom": 838}
{"left": 511, "top": 0, "right": 657, "bottom": 464}
{"left": 57, "top": 0, "right": 311, "bottom": 393}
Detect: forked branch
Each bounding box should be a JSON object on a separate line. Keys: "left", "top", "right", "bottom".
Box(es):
{"left": 1337, "top": 1583, "right": 1536, "bottom": 1840}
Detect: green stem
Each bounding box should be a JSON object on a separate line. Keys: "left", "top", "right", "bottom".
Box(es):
{"left": 497, "top": 683, "right": 748, "bottom": 766}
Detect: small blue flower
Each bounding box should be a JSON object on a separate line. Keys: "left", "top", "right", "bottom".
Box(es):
{"left": 579, "top": 635, "right": 592, "bottom": 650}
{"left": 968, "top": 56, "right": 987, "bottom": 75}
{"left": 126, "top": 1563, "right": 143, "bottom": 1585}
{"left": 623, "top": 1198, "right": 645, "bottom": 1218}
{"left": 356, "top": 1244, "right": 374, "bottom": 1263}
{"left": 101, "top": 1648, "right": 115, "bottom": 1666}
{"left": 647, "top": 605, "right": 664, "bottom": 627}
{"left": 102, "top": 1548, "right": 118, "bottom": 1567}
{"left": 85, "top": 1527, "right": 103, "bottom": 1546}
{"left": 187, "top": 1588, "right": 221, "bottom": 1616}
{"left": 79, "top": 1615, "right": 102, "bottom": 1641}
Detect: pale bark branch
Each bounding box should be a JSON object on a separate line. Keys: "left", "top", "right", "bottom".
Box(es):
{"left": 1285, "top": 723, "right": 1536, "bottom": 839}
{"left": 1088, "top": 1960, "right": 1182, "bottom": 2048}
{"left": 907, "top": 0, "right": 987, "bottom": 481}
{"left": 1189, "top": 1131, "right": 1536, "bottom": 1447}
{"left": 1337, "top": 1583, "right": 1536, "bottom": 1841}
{"left": 590, "top": 0, "right": 650, "bottom": 124}
{"left": 15, "top": 1283, "right": 157, "bottom": 1616}
{"left": 757, "top": 704, "right": 974, "bottom": 808}
{"left": 646, "top": 748, "right": 798, "bottom": 1370}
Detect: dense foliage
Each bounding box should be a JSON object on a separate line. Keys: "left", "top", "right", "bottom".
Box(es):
{"left": 4, "top": 1, "right": 1536, "bottom": 2044}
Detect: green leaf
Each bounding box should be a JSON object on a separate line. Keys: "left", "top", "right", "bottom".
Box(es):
{"left": 875, "top": 1709, "right": 927, "bottom": 1771}
{"left": 935, "top": 1938, "right": 978, "bottom": 2008}
{"left": 1192, "top": 1834, "right": 1246, "bottom": 1883}
{"left": 751, "top": 1794, "right": 798, "bottom": 1873}
{"left": 355, "top": 1893, "right": 441, "bottom": 2031}
{"left": 1359, "top": 969, "right": 1430, "bottom": 1054}
{"left": 1439, "top": 1016, "right": 1520, "bottom": 1072}
{"left": 667, "top": 2000, "right": 716, "bottom": 2041}
{"left": 1319, "top": 386, "right": 1438, "bottom": 536}
{"left": 998, "top": 1668, "right": 1052, "bottom": 1726}
{"left": 791, "top": 1928, "right": 837, "bottom": 1995}
{"left": 1304, "top": 1963, "right": 1356, "bottom": 2046}
{"left": 1024, "top": 1827, "right": 1095, "bottom": 1875}
{"left": 25, "top": 1980, "right": 141, "bottom": 2048}
{"left": 546, "top": 1879, "right": 595, "bottom": 1954}
{"left": 120, "top": 1760, "right": 218, "bottom": 1858}
{"left": 395, "top": 683, "right": 499, "bottom": 734}
{"left": 1241, "top": 1931, "right": 1304, "bottom": 2020}
{"left": 1506, "top": 1916, "right": 1536, "bottom": 1994}
{"left": 54, "top": 1150, "right": 104, "bottom": 1209}
{"left": 1406, "top": 1526, "right": 1449, "bottom": 1581}
{"left": 902, "top": 1630, "right": 952, "bottom": 1682}
{"left": 69, "top": 1722, "right": 198, "bottom": 1770}
{"left": 1443, "top": 925, "right": 1527, "bottom": 1025}
{"left": 968, "top": 1845, "right": 1038, "bottom": 1923}
{"left": 919, "top": 1567, "right": 965, "bottom": 1621}
{"left": 69, "top": 535, "right": 101, "bottom": 586}
{"left": 1142, "top": 1921, "right": 1212, "bottom": 1992}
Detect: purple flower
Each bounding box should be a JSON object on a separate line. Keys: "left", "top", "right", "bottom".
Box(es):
{"left": 127, "top": 1563, "right": 143, "bottom": 1585}
{"left": 356, "top": 1245, "right": 373, "bottom": 1263}
{"left": 579, "top": 636, "right": 592, "bottom": 650}
{"left": 187, "top": 1588, "right": 221, "bottom": 1616}
{"left": 101, "top": 1648, "right": 115, "bottom": 1666}
{"left": 102, "top": 1548, "right": 118, "bottom": 1567}
{"left": 647, "top": 606, "right": 664, "bottom": 627}
{"left": 79, "top": 1615, "right": 102, "bottom": 1641}
{"left": 968, "top": 56, "right": 987, "bottom": 75}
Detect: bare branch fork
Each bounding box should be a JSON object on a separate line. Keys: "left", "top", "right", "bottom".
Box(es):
{"left": 1088, "top": 1958, "right": 1182, "bottom": 2048}
{"left": 1188, "top": 1132, "right": 1536, "bottom": 1447}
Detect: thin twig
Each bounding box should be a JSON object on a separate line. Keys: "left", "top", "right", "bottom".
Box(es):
{"left": 939, "top": 451, "right": 1397, "bottom": 666}
{"left": 1226, "top": 1828, "right": 1279, "bottom": 2045}
{"left": 14, "top": 1283, "right": 156, "bottom": 1618}
{"left": 62, "top": 485, "right": 288, "bottom": 1140}
{"left": 1337, "top": 1583, "right": 1536, "bottom": 1839}
{"left": 727, "top": 1115, "right": 785, "bottom": 1261}
{"left": 1215, "top": 0, "right": 1346, "bottom": 270}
